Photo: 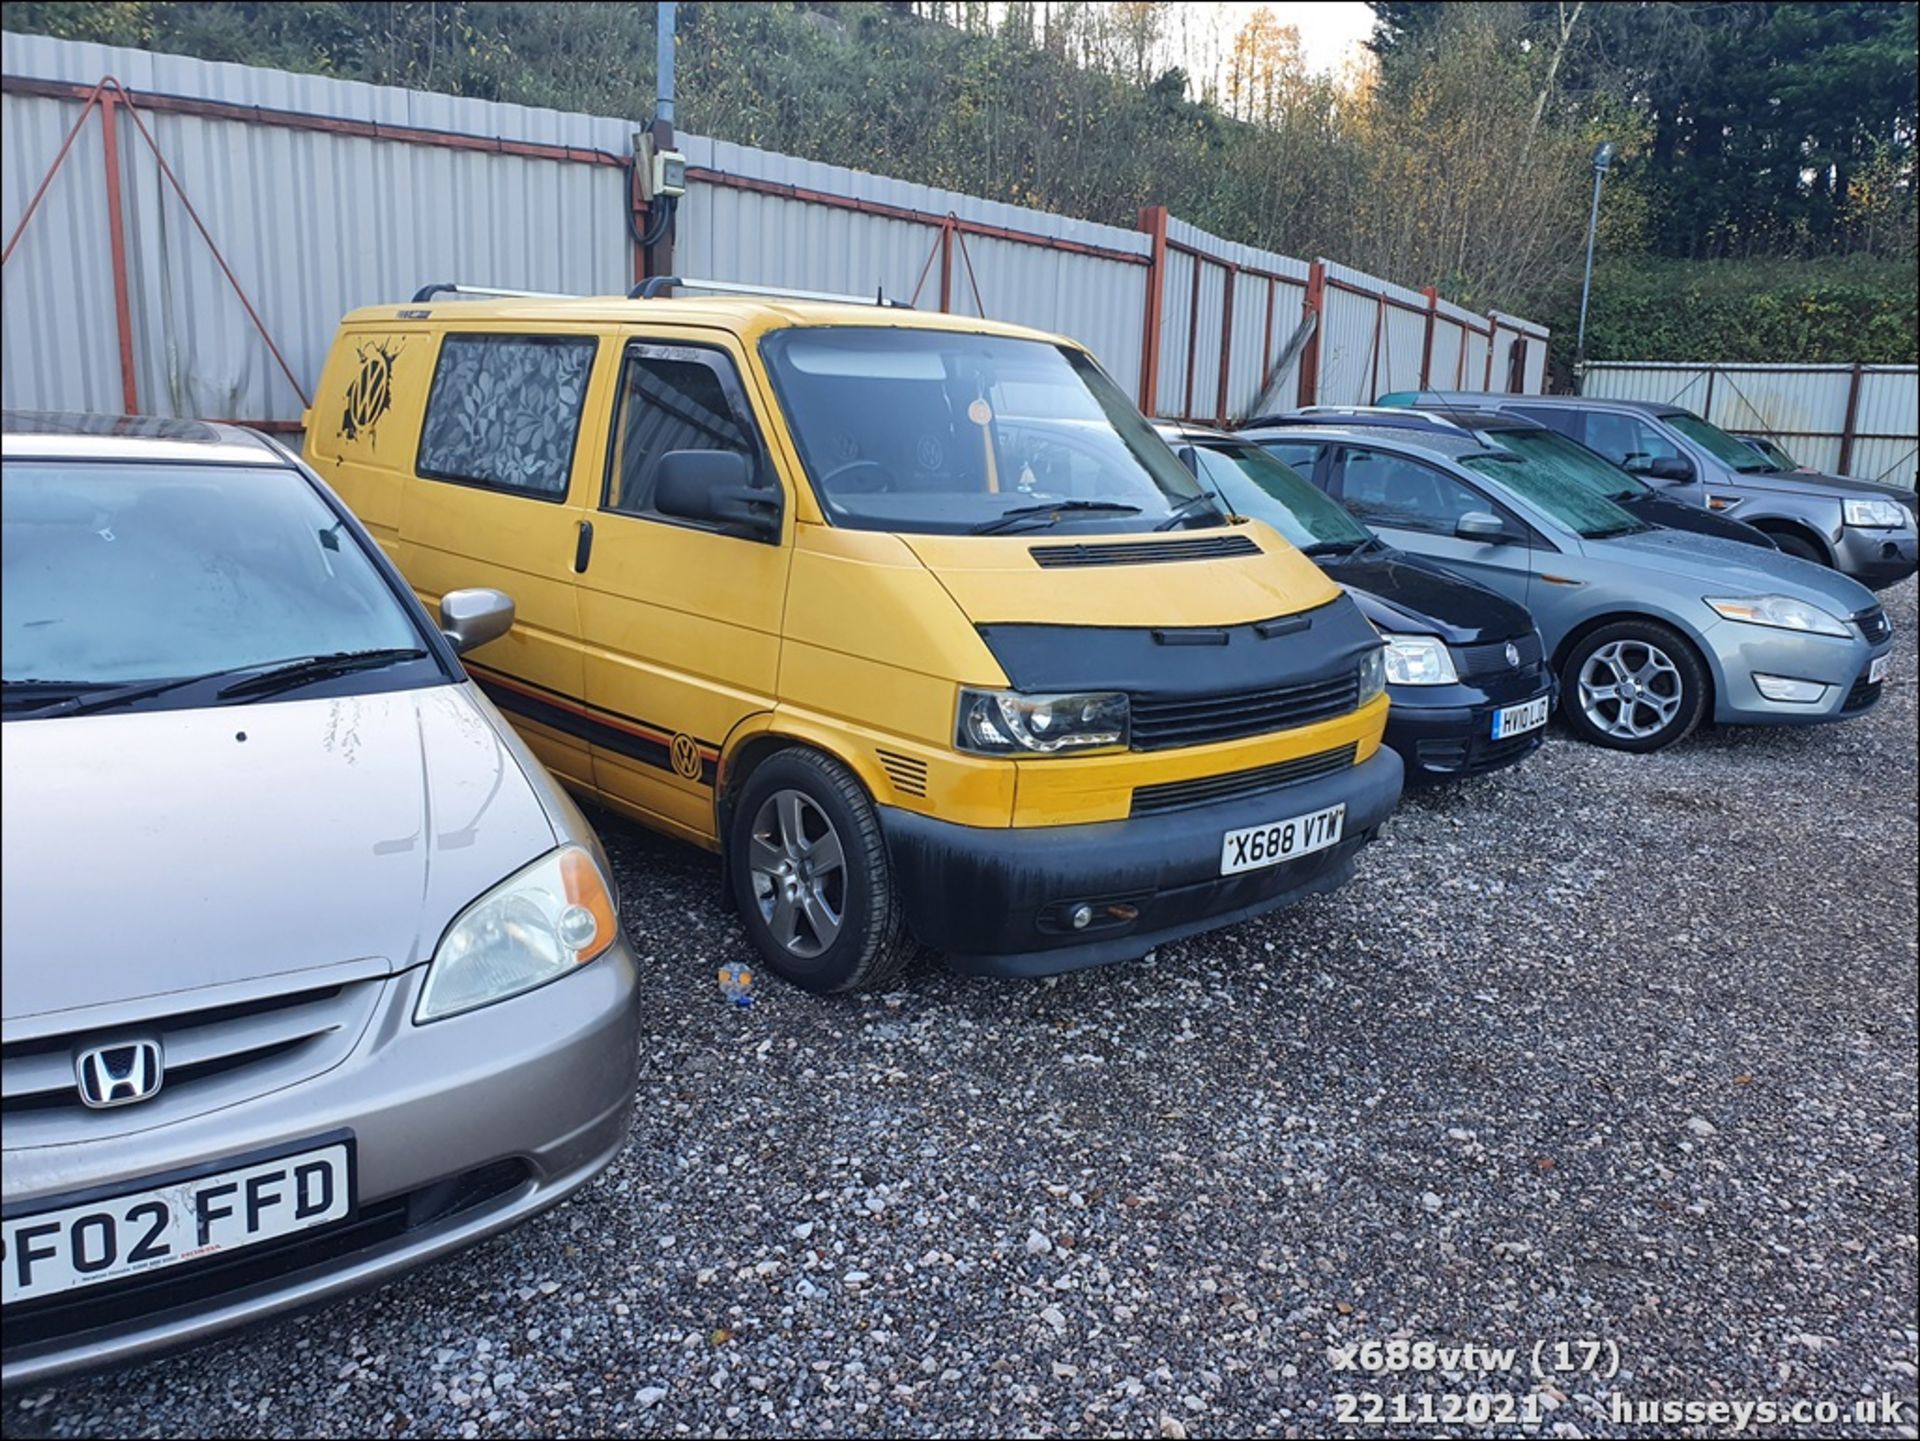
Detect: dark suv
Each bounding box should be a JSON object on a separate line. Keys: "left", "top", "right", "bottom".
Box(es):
{"left": 1378, "top": 392, "right": 1918, "bottom": 590}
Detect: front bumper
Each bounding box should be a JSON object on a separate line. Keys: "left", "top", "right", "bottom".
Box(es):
{"left": 1383, "top": 668, "right": 1557, "bottom": 781}
{"left": 881, "top": 746, "right": 1403, "bottom": 976}
{"left": 1833, "top": 527, "right": 1917, "bottom": 590}
{"left": 1, "top": 941, "right": 642, "bottom": 1385}
{"left": 1704, "top": 621, "right": 1893, "bottom": 725}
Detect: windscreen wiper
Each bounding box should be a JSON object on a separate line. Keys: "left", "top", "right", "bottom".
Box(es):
{"left": 7, "top": 666, "right": 271, "bottom": 719}
{"left": 1153, "top": 493, "right": 1228, "bottom": 531}
{"left": 215, "top": 648, "right": 430, "bottom": 701}
{"left": 966, "top": 500, "right": 1142, "bottom": 535}
{"left": 1299, "top": 539, "right": 1368, "bottom": 557}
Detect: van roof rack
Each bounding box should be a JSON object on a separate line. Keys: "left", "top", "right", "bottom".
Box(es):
{"left": 410, "top": 283, "right": 577, "bottom": 303}
{"left": 627, "top": 275, "right": 910, "bottom": 308}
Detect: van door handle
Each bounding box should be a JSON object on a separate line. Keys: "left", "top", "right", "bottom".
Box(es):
{"left": 574, "top": 520, "right": 594, "bottom": 573}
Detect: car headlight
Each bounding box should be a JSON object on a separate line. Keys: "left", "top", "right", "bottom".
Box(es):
{"left": 1843, "top": 499, "right": 1907, "bottom": 529}
{"left": 956, "top": 688, "right": 1129, "bottom": 756}
{"left": 1704, "top": 594, "right": 1850, "bottom": 637}
{"left": 1379, "top": 633, "right": 1458, "bottom": 686}
{"left": 1357, "top": 646, "right": 1387, "bottom": 705}
{"left": 416, "top": 844, "right": 618, "bottom": 1022}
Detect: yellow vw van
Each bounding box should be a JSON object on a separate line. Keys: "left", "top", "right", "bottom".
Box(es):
{"left": 306, "top": 282, "right": 1402, "bottom": 992}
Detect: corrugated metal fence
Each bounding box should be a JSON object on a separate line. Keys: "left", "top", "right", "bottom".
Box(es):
{"left": 2, "top": 30, "right": 1549, "bottom": 430}
{"left": 1583, "top": 362, "right": 1919, "bottom": 488}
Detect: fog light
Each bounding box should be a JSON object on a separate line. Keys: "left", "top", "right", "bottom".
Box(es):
{"left": 1069, "top": 904, "right": 1094, "bottom": 930}
{"left": 1753, "top": 673, "right": 1829, "bottom": 703}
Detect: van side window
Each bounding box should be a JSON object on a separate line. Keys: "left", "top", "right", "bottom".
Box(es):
{"left": 418, "top": 335, "right": 596, "bottom": 499}
{"left": 1508, "top": 406, "right": 1580, "bottom": 439}
{"left": 604, "top": 347, "right": 760, "bottom": 519}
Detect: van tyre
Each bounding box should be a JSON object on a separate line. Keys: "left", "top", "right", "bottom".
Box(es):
{"left": 1560, "top": 620, "right": 1709, "bottom": 753}
{"left": 729, "top": 747, "right": 911, "bottom": 993}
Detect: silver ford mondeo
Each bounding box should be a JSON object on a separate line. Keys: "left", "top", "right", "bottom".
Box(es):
{"left": 1, "top": 413, "right": 641, "bottom": 1383}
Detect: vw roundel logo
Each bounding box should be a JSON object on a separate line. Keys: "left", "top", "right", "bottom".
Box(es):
{"left": 1505, "top": 641, "right": 1522, "bottom": 668}
{"left": 75, "top": 1039, "right": 165, "bottom": 1109}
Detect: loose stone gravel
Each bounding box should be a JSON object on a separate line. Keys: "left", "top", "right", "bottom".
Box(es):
{"left": 6, "top": 580, "right": 1915, "bottom": 1439}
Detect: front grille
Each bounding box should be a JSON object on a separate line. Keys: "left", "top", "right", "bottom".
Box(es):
{"left": 1415, "top": 727, "right": 1543, "bottom": 775}
{"left": 1852, "top": 607, "right": 1891, "bottom": 644}
{"left": 2, "top": 977, "right": 382, "bottom": 1146}
{"left": 875, "top": 748, "right": 928, "bottom": 797}
{"left": 1130, "top": 743, "right": 1356, "bottom": 817}
{"left": 1843, "top": 675, "right": 1883, "bottom": 713}
{"left": 1030, "top": 535, "right": 1259, "bottom": 568}
{"left": 1455, "top": 631, "right": 1545, "bottom": 679}
{"left": 1, "top": 1160, "right": 529, "bottom": 1356}
{"left": 1130, "top": 672, "right": 1360, "bottom": 750}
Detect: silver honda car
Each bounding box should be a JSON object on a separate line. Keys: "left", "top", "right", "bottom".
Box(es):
{"left": 1243, "top": 419, "right": 1895, "bottom": 752}
{"left": 1, "top": 413, "right": 641, "bottom": 1382}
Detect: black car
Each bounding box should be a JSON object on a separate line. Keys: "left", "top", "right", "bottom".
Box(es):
{"left": 1156, "top": 423, "right": 1556, "bottom": 781}
{"left": 1248, "top": 408, "right": 1778, "bottom": 551}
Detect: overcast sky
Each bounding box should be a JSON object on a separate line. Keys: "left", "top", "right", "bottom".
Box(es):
{"left": 1161, "top": 1, "right": 1377, "bottom": 88}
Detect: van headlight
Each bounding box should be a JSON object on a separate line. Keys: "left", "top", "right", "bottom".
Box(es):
{"left": 1704, "top": 594, "right": 1849, "bottom": 637}
{"left": 1843, "top": 499, "right": 1907, "bottom": 529}
{"left": 415, "top": 845, "right": 618, "bottom": 1022}
{"left": 956, "top": 688, "right": 1129, "bottom": 756}
{"left": 1379, "top": 633, "right": 1457, "bottom": 686}
{"left": 1357, "top": 646, "right": 1387, "bottom": 704}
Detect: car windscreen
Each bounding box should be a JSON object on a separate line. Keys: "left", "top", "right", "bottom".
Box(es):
{"left": 3, "top": 461, "right": 434, "bottom": 714}
{"left": 759, "top": 327, "right": 1216, "bottom": 535}
{"left": 1458, "top": 452, "right": 1649, "bottom": 539}
{"left": 1484, "top": 428, "right": 1651, "bottom": 501}
{"left": 1188, "top": 442, "right": 1374, "bottom": 552}
{"left": 1668, "top": 413, "right": 1777, "bottom": 472}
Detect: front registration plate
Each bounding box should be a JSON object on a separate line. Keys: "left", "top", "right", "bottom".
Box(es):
{"left": 1869, "top": 654, "right": 1890, "bottom": 685}
{"left": 2, "top": 1139, "right": 352, "bottom": 1306}
{"left": 1492, "top": 695, "right": 1552, "bottom": 740}
{"left": 1220, "top": 803, "right": 1346, "bottom": 876}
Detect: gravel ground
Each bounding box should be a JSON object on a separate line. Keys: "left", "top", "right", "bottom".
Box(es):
{"left": 7, "top": 579, "right": 1915, "bottom": 1441}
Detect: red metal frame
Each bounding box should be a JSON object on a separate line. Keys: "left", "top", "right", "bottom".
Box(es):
{"left": 1296, "top": 262, "right": 1326, "bottom": 407}
{"left": 1137, "top": 206, "right": 1169, "bottom": 413}
{"left": 1215, "top": 264, "right": 1237, "bottom": 425}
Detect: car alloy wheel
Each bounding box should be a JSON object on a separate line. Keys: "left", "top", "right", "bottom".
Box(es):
{"left": 1577, "top": 638, "right": 1684, "bottom": 741}
{"left": 746, "top": 789, "right": 846, "bottom": 959}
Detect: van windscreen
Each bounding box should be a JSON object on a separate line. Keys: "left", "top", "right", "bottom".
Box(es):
{"left": 760, "top": 328, "right": 1216, "bottom": 536}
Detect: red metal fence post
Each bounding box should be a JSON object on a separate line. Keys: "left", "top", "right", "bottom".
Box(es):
{"left": 1183, "top": 258, "right": 1204, "bottom": 421}
{"left": 1216, "top": 263, "right": 1237, "bottom": 425}
{"left": 99, "top": 88, "right": 139, "bottom": 414}
{"left": 1295, "top": 261, "right": 1326, "bottom": 407}
{"left": 939, "top": 217, "right": 954, "bottom": 313}
{"left": 1137, "top": 206, "right": 1168, "bottom": 414}
{"left": 1419, "top": 287, "right": 1437, "bottom": 389}
{"left": 1839, "top": 362, "right": 1865, "bottom": 474}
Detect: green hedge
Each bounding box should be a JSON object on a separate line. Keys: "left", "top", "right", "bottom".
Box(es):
{"left": 1551, "top": 257, "right": 1918, "bottom": 367}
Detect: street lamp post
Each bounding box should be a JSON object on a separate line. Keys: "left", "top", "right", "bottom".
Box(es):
{"left": 1574, "top": 140, "right": 1614, "bottom": 393}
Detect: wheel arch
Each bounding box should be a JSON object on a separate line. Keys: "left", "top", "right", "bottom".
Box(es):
{"left": 1746, "top": 516, "right": 1833, "bottom": 566}
{"left": 1553, "top": 609, "right": 1719, "bottom": 719}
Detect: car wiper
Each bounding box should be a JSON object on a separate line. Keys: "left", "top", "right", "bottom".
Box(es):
{"left": 1586, "top": 522, "right": 1647, "bottom": 539}
{"left": 967, "top": 500, "right": 1143, "bottom": 535}
{"left": 1299, "top": 539, "right": 1368, "bottom": 557}
{"left": 6, "top": 667, "right": 267, "bottom": 719}
{"left": 1153, "top": 493, "right": 1229, "bottom": 531}
{"left": 215, "top": 648, "right": 430, "bottom": 701}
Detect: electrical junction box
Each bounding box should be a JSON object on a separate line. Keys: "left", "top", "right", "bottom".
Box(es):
{"left": 652, "top": 148, "right": 688, "bottom": 199}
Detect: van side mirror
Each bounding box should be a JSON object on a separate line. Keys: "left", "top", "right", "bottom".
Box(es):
{"left": 1455, "top": 511, "right": 1515, "bottom": 544}
{"left": 655, "top": 450, "right": 781, "bottom": 541}
{"left": 440, "top": 587, "right": 515, "bottom": 654}
{"left": 1642, "top": 455, "right": 1694, "bottom": 483}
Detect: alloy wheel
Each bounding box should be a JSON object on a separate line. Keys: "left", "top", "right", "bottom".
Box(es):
{"left": 1578, "top": 638, "right": 1685, "bottom": 740}
{"left": 747, "top": 789, "right": 847, "bottom": 958}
